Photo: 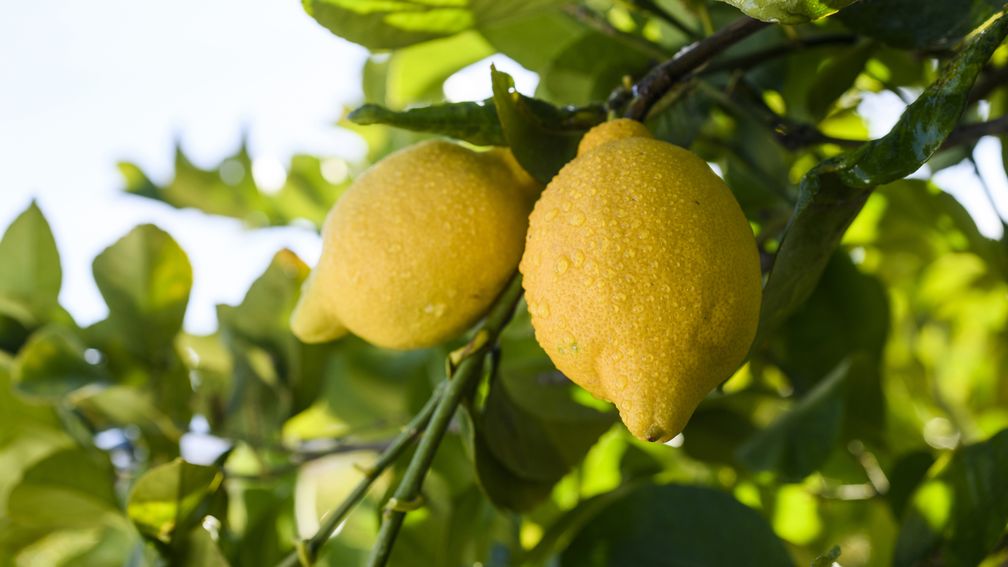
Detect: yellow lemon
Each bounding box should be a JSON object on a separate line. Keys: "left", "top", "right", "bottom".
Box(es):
{"left": 291, "top": 140, "right": 536, "bottom": 349}
{"left": 520, "top": 119, "right": 761, "bottom": 442}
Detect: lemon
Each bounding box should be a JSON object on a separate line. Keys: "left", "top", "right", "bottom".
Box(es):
{"left": 519, "top": 119, "right": 761, "bottom": 442}
{"left": 291, "top": 140, "right": 537, "bottom": 349}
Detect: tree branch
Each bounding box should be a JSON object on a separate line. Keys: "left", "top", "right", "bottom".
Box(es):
{"left": 275, "top": 387, "right": 444, "bottom": 567}
{"left": 624, "top": 16, "right": 770, "bottom": 121}
{"left": 702, "top": 34, "right": 857, "bottom": 75}
{"left": 941, "top": 115, "right": 1008, "bottom": 149}
{"left": 364, "top": 274, "right": 525, "bottom": 567}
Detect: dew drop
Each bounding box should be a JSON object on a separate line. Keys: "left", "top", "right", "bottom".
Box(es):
{"left": 423, "top": 303, "right": 447, "bottom": 317}
{"left": 544, "top": 208, "right": 559, "bottom": 221}
{"left": 539, "top": 302, "right": 551, "bottom": 318}
{"left": 567, "top": 211, "right": 585, "bottom": 226}
{"left": 572, "top": 250, "right": 585, "bottom": 267}
{"left": 561, "top": 201, "right": 572, "bottom": 212}
{"left": 555, "top": 257, "right": 570, "bottom": 274}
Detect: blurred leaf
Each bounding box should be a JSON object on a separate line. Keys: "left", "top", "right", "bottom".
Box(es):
{"left": 895, "top": 429, "right": 1008, "bottom": 566}
{"left": 810, "top": 545, "right": 841, "bottom": 567}
{"left": 127, "top": 458, "right": 223, "bottom": 545}
{"left": 736, "top": 359, "right": 850, "bottom": 482}
{"left": 302, "top": 0, "right": 564, "bottom": 50}
{"left": 92, "top": 224, "right": 191, "bottom": 360}
{"left": 479, "top": 9, "right": 584, "bottom": 75}
{"left": 538, "top": 30, "right": 654, "bottom": 106}
{"left": 0, "top": 202, "right": 61, "bottom": 326}
{"left": 757, "top": 9, "right": 1008, "bottom": 340}
{"left": 560, "top": 483, "right": 794, "bottom": 566}
{"left": 122, "top": 142, "right": 344, "bottom": 229}
{"left": 349, "top": 100, "right": 504, "bottom": 146}
{"left": 767, "top": 253, "right": 888, "bottom": 441}
{"left": 886, "top": 450, "right": 936, "bottom": 520}
{"left": 5, "top": 448, "right": 121, "bottom": 534}
{"left": 384, "top": 30, "right": 495, "bottom": 107}
{"left": 807, "top": 40, "right": 875, "bottom": 121}
{"left": 490, "top": 67, "right": 603, "bottom": 182}
{"left": 838, "top": 0, "right": 1004, "bottom": 50}
{"left": 718, "top": 0, "right": 856, "bottom": 24}
{"left": 173, "top": 527, "right": 230, "bottom": 566}
{"left": 646, "top": 86, "right": 713, "bottom": 147}
{"left": 12, "top": 325, "right": 110, "bottom": 401}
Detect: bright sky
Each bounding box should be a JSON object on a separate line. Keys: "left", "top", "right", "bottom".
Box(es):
{"left": 1, "top": 2, "right": 1006, "bottom": 334}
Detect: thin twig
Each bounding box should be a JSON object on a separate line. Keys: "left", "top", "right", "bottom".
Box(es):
{"left": 365, "top": 274, "right": 525, "bottom": 567}
{"left": 275, "top": 386, "right": 445, "bottom": 567}
{"left": 625, "top": 16, "right": 769, "bottom": 120}
{"left": 941, "top": 115, "right": 1008, "bottom": 149}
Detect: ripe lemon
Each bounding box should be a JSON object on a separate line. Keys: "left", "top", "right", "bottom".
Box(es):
{"left": 520, "top": 119, "right": 761, "bottom": 442}
{"left": 291, "top": 140, "right": 537, "bottom": 349}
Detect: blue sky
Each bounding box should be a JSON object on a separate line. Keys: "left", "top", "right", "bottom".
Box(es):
{"left": 2, "top": 1, "right": 1006, "bottom": 334}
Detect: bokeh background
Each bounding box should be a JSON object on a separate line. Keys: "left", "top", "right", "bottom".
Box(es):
{"left": 2, "top": 0, "right": 1006, "bottom": 335}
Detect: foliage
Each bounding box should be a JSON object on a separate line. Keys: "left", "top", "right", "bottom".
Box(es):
{"left": 4, "top": 0, "right": 1008, "bottom": 566}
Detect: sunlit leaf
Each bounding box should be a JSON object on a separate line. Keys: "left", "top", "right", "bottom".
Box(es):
{"left": 757, "top": 9, "right": 1008, "bottom": 340}
{"left": 718, "top": 0, "right": 856, "bottom": 23}
{"left": 127, "top": 458, "right": 224, "bottom": 544}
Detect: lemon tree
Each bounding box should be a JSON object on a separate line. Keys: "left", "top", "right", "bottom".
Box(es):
{"left": 4, "top": 1, "right": 1008, "bottom": 566}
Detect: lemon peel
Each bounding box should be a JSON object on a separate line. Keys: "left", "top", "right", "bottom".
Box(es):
{"left": 292, "top": 140, "right": 536, "bottom": 349}
{"left": 520, "top": 119, "right": 761, "bottom": 442}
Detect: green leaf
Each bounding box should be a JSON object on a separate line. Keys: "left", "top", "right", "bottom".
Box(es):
{"left": 894, "top": 429, "right": 1008, "bottom": 567}
{"left": 302, "top": 0, "right": 564, "bottom": 50}
{"left": 92, "top": 224, "right": 192, "bottom": 360}
{"left": 736, "top": 359, "right": 850, "bottom": 482}
{"left": 767, "top": 253, "right": 889, "bottom": 441}
{"left": 384, "top": 30, "right": 495, "bottom": 107}
{"left": 12, "top": 326, "right": 110, "bottom": 401}
{"left": 122, "top": 142, "right": 345, "bottom": 229}
{"left": 172, "top": 527, "right": 230, "bottom": 566}
{"left": 348, "top": 100, "right": 504, "bottom": 146}
{"left": 6, "top": 448, "right": 120, "bottom": 533}
{"left": 811, "top": 545, "right": 841, "bottom": 567}
{"left": 0, "top": 200, "right": 63, "bottom": 328}
{"left": 560, "top": 483, "right": 794, "bottom": 566}
{"left": 718, "top": 0, "right": 856, "bottom": 23}
{"left": 838, "top": 0, "right": 1004, "bottom": 50}
{"left": 757, "top": 8, "right": 1008, "bottom": 340}
{"left": 537, "top": 30, "right": 654, "bottom": 106}
{"left": 806, "top": 40, "right": 875, "bottom": 121}
{"left": 886, "top": 450, "right": 936, "bottom": 520}
{"left": 127, "top": 458, "right": 224, "bottom": 545}
{"left": 490, "top": 67, "right": 603, "bottom": 182}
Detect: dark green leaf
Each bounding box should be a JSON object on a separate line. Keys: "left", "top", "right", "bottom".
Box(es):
{"left": 767, "top": 253, "right": 888, "bottom": 442}
{"left": 560, "top": 483, "right": 794, "bottom": 566}
{"left": 12, "top": 326, "right": 110, "bottom": 401}
{"left": 886, "top": 450, "right": 936, "bottom": 520}
{"left": 92, "top": 224, "right": 192, "bottom": 360}
{"left": 302, "top": 0, "right": 563, "bottom": 50}
{"left": 757, "top": 9, "right": 1008, "bottom": 340}
{"left": 806, "top": 40, "right": 875, "bottom": 121}
{"left": 348, "top": 100, "right": 504, "bottom": 146}
{"left": 490, "top": 67, "right": 603, "bottom": 182}
{"left": 895, "top": 429, "right": 1008, "bottom": 567}
{"left": 838, "top": 0, "right": 1004, "bottom": 50}
{"left": 538, "top": 30, "right": 654, "bottom": 106}
{"left": 736, "top": 359, "right": 850, "bottom": 481}
{"left": 172, "top": 527, "right": 230, "bottom": 566}
{"left": 127, "top": 458, "right": 224, "bottom": 544}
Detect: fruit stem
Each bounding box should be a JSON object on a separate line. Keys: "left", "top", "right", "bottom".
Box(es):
{"left": 624, "top": 16, "right": 769, "bottom": 121}
{"left": 364, "top": 273, "right": 525, "bottom": 567}
{"left": 276, "top": 384, "right": 445, "bottom": 567}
